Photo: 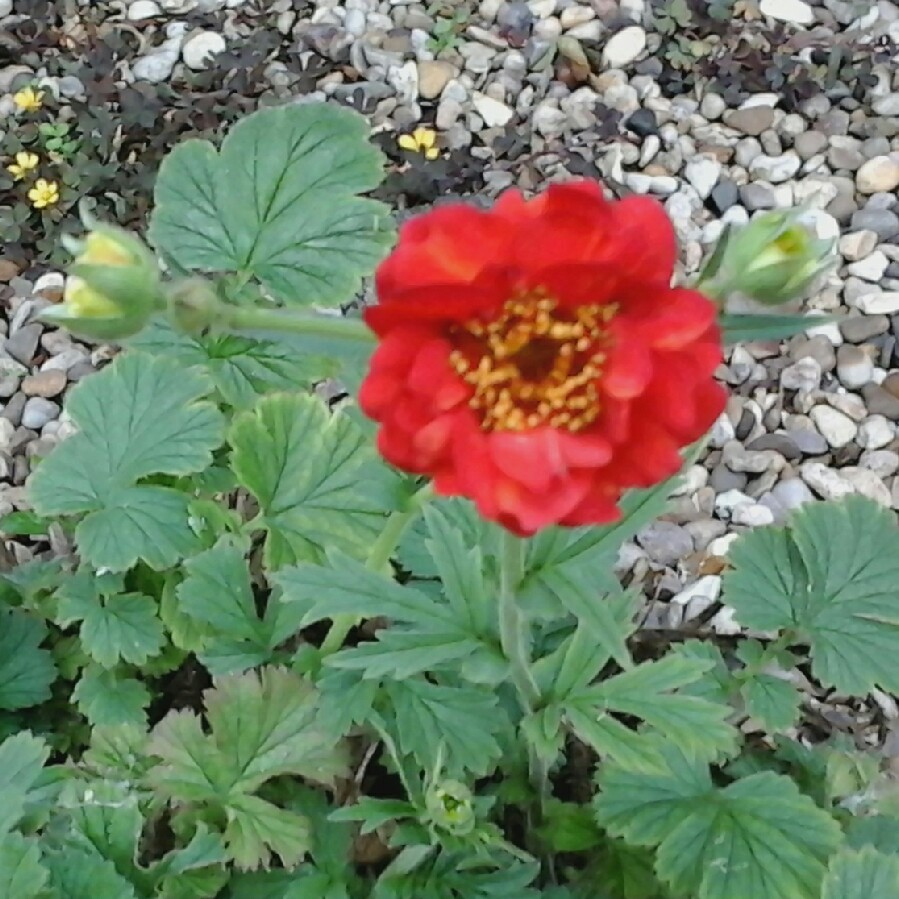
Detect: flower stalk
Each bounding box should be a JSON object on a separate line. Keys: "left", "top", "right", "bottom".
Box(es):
{"left": 319, "top": 483, "right": 433, "bottom": 657}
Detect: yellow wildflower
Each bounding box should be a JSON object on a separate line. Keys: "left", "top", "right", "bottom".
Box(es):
{"left": 13, "top": 86, "right": 44, "bottom": 114}
{"left": 27, "top": 178, "right": 59, "bottom": 209}
{"left": 7, "top": 151, "right": 39, "bottom": 181}
{"left": 398, "top": 126, "right": 440, "bottom": 160}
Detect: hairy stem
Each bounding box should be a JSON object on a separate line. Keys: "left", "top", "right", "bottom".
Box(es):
{"left": 319, "top": 484, "right": 433, "bottom": 657}
{"left": 498, "top": 531, "right": 550, "bottom": 826}
{"left": 225, "top": 306, "right": 375, "bottom": 343}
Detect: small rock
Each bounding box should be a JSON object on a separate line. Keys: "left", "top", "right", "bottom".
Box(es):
{"left": 33, "top": 271, "right": 64, "bottom": 301}
{"left": 601, "top": 26, "right": 646, "bottom": 68}
{"left": 0, "top": 356, "right": 26, "bottom": 398}
{"left": 20, "top": 369, "right": 66, "bottom": 399}
{"left": 769, "top": 477, "right": 816, "bottom": 511}
{"left": 715, "top": 488, "right": 754, "bottom": 518}
{"left": 860, "top": 449, "right": 899, "bottom": 478}
{"left": 749, "top": 152, "right": 802, "bottom": 183}
{"left": 856, "top": 156, "right": 899, "bottom": 195}
{"left": 839, "top": 230, "right": 879, "bottom": 262}
{"left": 854, "top": 292, "right": 899, "bottom": 315}
{"left": 732, "top": 502, "right": 775, "bottom": 527}
{"left": 851, "top": 209, "right": 899, "bottom": 241}
{"left": 810, "top": 405, "right": 857, "bottom": 448}
{"left": 133, "top": 48, "right": 179, "bottom": 82}
{"left": 128, "top": 0, "right": 162, "bottom": 19}
{"left": 780, "top": 357, "right": 822, "bottom": 392}
{"left": 625, "top": 108, "right": 659, "bottom": 137}
{"left": 759, "top": 0, "right": 814, "bottom": 25}
{"left": 746, "top": 433, "right": 802, "bottom": 460}
{"left": 858, "top": 415, "right": 894, "bottom": 450}
{"left": 800, "top": 462, "right": 855, "bottom": 500}
{"left": 842, "top": 467, "right": 892, "bottom": 507}
{"left": 20, "top": 398, "right": 59, "bottom": 430}
{"left": 835, "top": 344, "right": 874, "bottom": 389}
{"left": 789, "top": 426, "right": 829, "bottom": 455}
{"left": 684, "top": 156, "right": 721, "bottom": 199}
{"left": 417, "top": 60, "right": 455, "bottom": 99}
{"left": 865, "top": 383, "right": 899, "bottom": 420}
{"left": 848, "top": 250, "right": 889, "bottom": 282}
{"left": 532, "top": 102, "right": 568, "bottom": 136}
{"left": 671, "top": 575, "right": 722, "bottom": 617}
{"left": 636, "top": 520, "right": 693, "bottom": 567}
{"left": 725, "top": 105, "right": 776, "bottom": 137}
{"left": 4, "top": 323, "right": 41, "bottom": 365}
{"left": 182, "top": 31, "right": 226, "bottom": 71}
{"left": 840, "top": 314, "right": 889, "bottom": 343}
{"left": 560, "top": 5, "right": 595, "bottom": 28}
{"left": 472, "top": 92, "right": 514, "bottom": 127}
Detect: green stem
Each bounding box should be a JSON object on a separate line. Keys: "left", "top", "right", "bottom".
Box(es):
{"left": 225, "top": 306, "right": 376, "bottom": 343}
{"left": 498, "top": 531, "right": 550, "bottom": 832}
{"left": 498, "top": 532, "right": 540, "bottom": 709}
{"left": 319, "top": 484, "right": 433, "bottom": 657}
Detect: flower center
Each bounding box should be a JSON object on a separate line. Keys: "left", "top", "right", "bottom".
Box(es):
{"left": 449, "top": 292, "right": 615, "bottom": 432}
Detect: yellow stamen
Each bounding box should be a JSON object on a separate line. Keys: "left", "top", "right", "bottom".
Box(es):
{"left": 449, "top": 292, "right": 618, "bottom": 433}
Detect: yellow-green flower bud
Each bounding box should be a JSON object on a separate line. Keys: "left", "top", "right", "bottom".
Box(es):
{"left": 42, "top": 225, "right": 164, "bottom": 340}
{"left": 701, "top": 210, "right": 837, "bottom": 306}
{"left": 425, "top": 780, "right": 476, "bottom": 836}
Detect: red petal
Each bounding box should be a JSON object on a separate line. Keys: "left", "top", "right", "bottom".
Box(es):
{"left": 640, "top": 289, "right": 717, "bottom": 350}
{"left": 602, "top": 337, "right": 653, "bottom": 400}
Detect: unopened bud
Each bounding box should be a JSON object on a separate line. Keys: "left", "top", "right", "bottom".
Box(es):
{"left": 701, "top": 210, "right": 837, "bottom": 306}
{"left": 42, "top": 226, "right": 163, "bottom": 340}
{"left": 425, "top": 780, "right": 476, "bottom": 836}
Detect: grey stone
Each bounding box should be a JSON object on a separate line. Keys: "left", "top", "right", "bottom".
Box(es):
{"left": 746, "top": 433, "right": 802, "bottom": 460}
{"left": 636, "top": 520, "right": 693, "bottom": 567}
{"left": 1, "top": 393, "right": 25, "bottom": 426}
{"left": 781, "top": 357, "right": 822, "bottom": 392}
{"left": 850, "top": 208, "right": 899, "bottom": 240}
{"left": 725, "top": 105, "right": 775, "bottom": 137}
{"left": 20, "top": 398, "right": 59, "bottom": 430}
{"left": 840, "top": 314, "right": 889, "bottom": 343}
{"left": 4, "top": 323, "right": 41, "bottom": 365}
{"left": 0, "top": 356, "right": 26, "bottom": 398}
{"left": 835, "top": 344, "right": 875, "bottom": 389}
{"left": 793, "top": 130, "right": 828, "bottom": 160}
{"left": 858, "top": 415, "right": 895, "bottom": 450}
{"left": 769, "top": 477, "right": 816, "bottom": 511}
{"left": 810, "top": 406, "right": 857, "bottom": 448}
{"left": 800, "top": 462, "right": 855, "bottom": 500}
{"left": 863, "top": 383, "right": 899, "bottom": 420}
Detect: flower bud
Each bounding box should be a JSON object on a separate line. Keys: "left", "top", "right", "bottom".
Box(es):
{"left": 702, "top": 210, "right": 836, "bottom": 306}
{"left": 425, "top": 780, "right": 476, "bottom": 836}
{"left": 42, "top": 226, "right": 164, "bottom": 340}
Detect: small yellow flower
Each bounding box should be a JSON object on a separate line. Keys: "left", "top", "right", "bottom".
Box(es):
{"left": 27, "top": 178, "right": 59, "bottom": 210}
{"left": 13, "top": 86, "right": 44, "bottom": 114}
{"left": 7, "top": 151, "right": 39, "bottom": 181}
{"left": 398, "top": 126, "right": 440, "bottom": 160}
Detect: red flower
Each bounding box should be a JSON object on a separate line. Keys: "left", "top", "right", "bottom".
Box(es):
{"left": 360, "top": 181, "right": 726, "bottom": 536}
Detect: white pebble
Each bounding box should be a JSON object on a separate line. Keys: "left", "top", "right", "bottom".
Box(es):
{"left": 182, "top": 31, "right": 226, "bottom": 71}
{"left": 601, "top": 26, "right": 646, "bottom": 69}
{"left": 810, "top": 406, "right": 857, "bottom": 448}
{"left": 858, "top": 415, "right": 895, "bottom": 450}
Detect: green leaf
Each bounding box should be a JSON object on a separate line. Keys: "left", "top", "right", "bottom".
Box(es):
{"left": 0, "top": 609, "right": 56, "bottom": 710}
{"left": 596, "top": 746, "right": 843, "bottom": 899}
{"left": 0, "top": 833, "right": 48, "bottom": 899}
{"left": 44, "top": 846, "right": 138, "bottom": 899}
{"left": 568, "top": 653, "right": 736, "bottom": 765}
{"left": 148, "top": 668, "right": 345, "bottom": 869}
{"left": 177, "top": 541, "right": 299, "bottom": 675}
{"left": 130, "top": 318, "right": 335, "bottom": 408}
{"left": 278, "top": 549, "right": 493, "bottom": 679}
{"left": 822, "top": 848, "right": 899, "bottom": 899}
{"left": 384, "top": 679, "right": 505, "bottom": 777}
{"left": 725, "top": 496, "right": 899, "bottom": 694}
{"left": 29, "top": 352, "right": 225, "bottom": 571}
{"left": 72, "top": 666, "right": 151, "bottom": 728}
{"left": 0, "top": 732, "right": 50, "bottom": 835}
{"left": 226, "top": 793, "right": 311, "bottom": 871}
{"left": 149, "top": 102, "right": 394, "bottom": 307}
{"left": 720, "top": 313, "right": 834, "bottom": 344}
{"left": 62, "top": 779, "right": 142, "bottom": 878}
{"left": 230, "top": 393, "right": 394, "bottom": 570}
{"left": 740, "top": 674, "right": 801, "bottom": 732}
{"left": 847, "top": 815, "right": 899, "bottom": 854}
{"left": 57, "top": 574, "right": 164, "bottom": 668}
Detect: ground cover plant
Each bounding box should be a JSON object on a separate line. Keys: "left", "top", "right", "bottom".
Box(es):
{"left": 2, "top": 98, "right": 899, "bottom": 899}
